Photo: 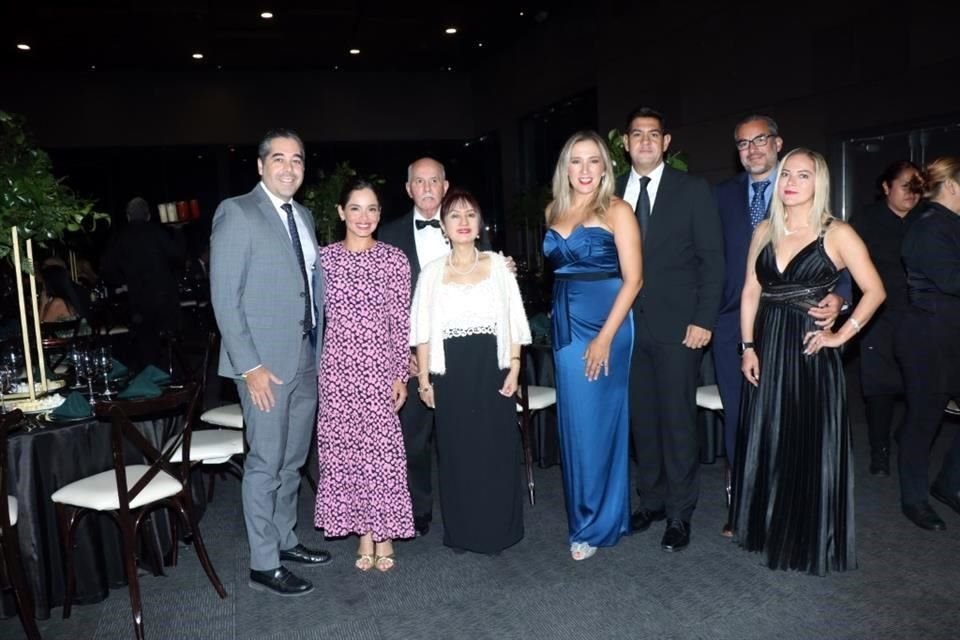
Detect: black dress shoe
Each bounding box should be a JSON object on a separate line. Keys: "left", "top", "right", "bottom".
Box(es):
{"left": 902, "top": 502, "right": 947, "bottom": 531}
{"left": 869, "top": 448, "right": 890, "bottom": 476}
{"left": 414, "top": 516, "right": 431, "bottom": 537}
{"left": 279, "top": 543, "right": 332, "bottom": 565}
{"left": 931, "top": 485, "right": 960, "bottom": 516}
{"left": 249, "top": 567, "right": 314, "bottom": 597}
{"left": 630, "top": 508, "right": 666, "bottom": 533}
{"left": 661, "top": 519, "right": 691, "bottom": 552}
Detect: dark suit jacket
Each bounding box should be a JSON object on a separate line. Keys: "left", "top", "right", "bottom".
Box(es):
{"left": 616, "top": 166, "right": 725, "bottom": 343}
{"left": 713, "top": 172, "right": 853, "bottom": 331}
{"left": 378, "top": 209, "right": 492, "bottom": 298}
{"left": 100, "top": 221, "right": 185, "bottom": 324}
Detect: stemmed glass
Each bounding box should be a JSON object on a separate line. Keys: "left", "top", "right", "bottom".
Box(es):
{"left": 68, "top": 344, "right": 86, "bottom": 389}
{"left": 96, "top": 346, "right": 113, "bottom": 399}
{"left": 72, "top": 348, "right": 96, "bottom": 405}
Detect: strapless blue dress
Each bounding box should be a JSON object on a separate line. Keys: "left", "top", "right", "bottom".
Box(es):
{"left": 544, "top": 225, "right": 633, "bottom": 546}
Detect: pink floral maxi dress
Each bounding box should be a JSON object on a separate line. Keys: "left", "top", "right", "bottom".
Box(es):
{"left": 313, "top": 241, "right": 415, "bottom": 540}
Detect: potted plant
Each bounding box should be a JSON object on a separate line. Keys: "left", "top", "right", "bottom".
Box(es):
{"left": 0, "top": 111, "right": 108, "bottom": 263}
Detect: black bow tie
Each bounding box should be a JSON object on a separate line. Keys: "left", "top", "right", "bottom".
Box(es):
{"left": 415, "top": 218, "right": 441, "bottom": 230}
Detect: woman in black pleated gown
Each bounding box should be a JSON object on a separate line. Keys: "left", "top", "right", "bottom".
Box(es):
{"left": 732, "top": 148, "right": 886, "bottom": 575}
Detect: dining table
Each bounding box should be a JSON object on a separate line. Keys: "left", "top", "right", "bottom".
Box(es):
{"left": 1, "top": 394, "right": 208, "bottom": 620}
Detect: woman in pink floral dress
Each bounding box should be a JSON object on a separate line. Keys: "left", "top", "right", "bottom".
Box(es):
{"left": 314, "top": 178, "right": 414, "bottom": 572}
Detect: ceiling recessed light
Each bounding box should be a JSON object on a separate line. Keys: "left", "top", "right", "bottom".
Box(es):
{"left": 446, "top": 65, "right": 453, "bottom": 71}
{"left": 16, "top": 43, "right": 31, "bottom": 51}
{"left": 260, "top": 11, "right": 273, "bottom": 19}
{"left": 334, "top": 64, "right": 339, "bottom": 70}
{"left": 520, "top": 10, "right": 525, "bottom": 16}
{"left": 89, "top": 64, "right": 96, "bottom": 70}
{"left": 445, "top": 27, "right": 457, "bottom": 34}
{"left": 476, "top": 41, "right": 484, "bottom": 48}
{"left": 192, "top": 52, "right": 204, "bottom": 60}
{"left": 349, "top": 48, "right": 360, "bottom": 55}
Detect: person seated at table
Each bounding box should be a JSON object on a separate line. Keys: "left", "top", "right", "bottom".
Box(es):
{"left": 39, "top": 264, "right": 90, "bottom": 331}
{"left": 410, "top": 188, "right": 532, "bottom": 555}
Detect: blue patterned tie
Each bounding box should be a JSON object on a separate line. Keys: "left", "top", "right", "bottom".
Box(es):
{"left": 749, "top": 180, "right": 770, "bottom": 228}
{"left": 281, "top": 203, "right": 313, "bottom": 333}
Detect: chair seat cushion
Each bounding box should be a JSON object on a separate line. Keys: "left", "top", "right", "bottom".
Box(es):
{"left": 51, "top": 465, "right": 182, "bottom": 511}
{"left": 201, "top": 403, "right": 243, "bottom": 429}
{"left": 516, "top": 385, "right": 557, "bottom": 412}
{"left": 7, "top": 495, "right": 16, "bottom": 527}
{"left": 696, "top": 384, "right": 724, "bottom": 411}
{"left": 167, "top": 429, "right": 245, "bottom": 464}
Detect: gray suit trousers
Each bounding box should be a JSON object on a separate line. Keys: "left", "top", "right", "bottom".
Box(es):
{"left": 237, "top": 335, "right": 317, "bottom": 571}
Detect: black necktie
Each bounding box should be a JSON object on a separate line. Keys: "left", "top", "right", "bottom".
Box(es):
{"left": 415, "top": 218, "right": 441, "bottom": 230}
{"left": 636, "top": 176, "right": 651, "bottom": 243}
{"left": 281, "top": 203, "right": 313, "bottom": 333}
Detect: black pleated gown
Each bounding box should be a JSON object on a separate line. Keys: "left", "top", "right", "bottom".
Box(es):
{"left": 731, "top": 235, "right": 856, "bottom": 576}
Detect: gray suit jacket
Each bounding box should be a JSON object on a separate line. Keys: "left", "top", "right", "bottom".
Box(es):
{"left": 210, "top": 184, "right": 325, "bottom": 381}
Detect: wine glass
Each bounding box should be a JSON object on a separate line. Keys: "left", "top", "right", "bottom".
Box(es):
{"left": 73, "top": 347, "right": 96, "bottom": 405}
{"left": 96, "top": 345, "right": 113, "bottom": 398}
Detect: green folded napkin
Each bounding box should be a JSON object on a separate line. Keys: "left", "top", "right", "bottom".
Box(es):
{"left": 52, "top": 391, "right": 94, "bottom": 419}
{"left": 108, "top": 358, "right": 129, "bottom": 380}
{"left": 117, "top": 370, "right": 163, "bottom": 399}
{"left": 140, "top": 364, "right": 171, "bottom": 385}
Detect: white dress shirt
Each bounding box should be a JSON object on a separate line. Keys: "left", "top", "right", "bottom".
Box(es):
{"left": 412, "top": 208, "right": 449, "bottom": 268}
{"left": 622, "top": 162, "right": 666, "bottom": 215}
{"left": 259, "top": 182, "right": 317, "bottom": 328}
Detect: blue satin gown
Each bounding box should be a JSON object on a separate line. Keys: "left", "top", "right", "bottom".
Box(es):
{"left": 544, "top": 225, "right": 633, "bottom": 546}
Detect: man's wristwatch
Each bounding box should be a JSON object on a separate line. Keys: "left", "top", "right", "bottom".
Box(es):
{"left": 737, "top": 342, "right": 755, "bottom": 357}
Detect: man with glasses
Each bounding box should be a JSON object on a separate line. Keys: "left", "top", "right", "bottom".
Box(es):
{"left": 616, "top": 106, "right": 725, "bottom": 552}
{"left": 713, "top": 115, "right": 848, "bottom": 536}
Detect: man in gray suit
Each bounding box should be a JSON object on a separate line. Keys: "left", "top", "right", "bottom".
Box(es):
{"left": 210, "top": 129, "right": 330, "bottom": 597}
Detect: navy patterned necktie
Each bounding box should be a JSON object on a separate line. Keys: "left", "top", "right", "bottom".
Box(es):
{"left": 636, "top": 176, "right": 652, "bottom": 242}
{"left": 749, "top": 180, "right": 770, "bottom": 228}
{"left": 281, "top": 202, "right": 313, "bottom": 333}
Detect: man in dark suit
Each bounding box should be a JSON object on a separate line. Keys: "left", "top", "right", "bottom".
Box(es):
{"left": 616, "top": 106, "right": 724, "bottom": 552}
{"left": 100, "top": 196, "right": 185, "bottom": 369}
{"left": 210, "top": 129, "right": 331, "bottom": 597}
{"left": 377, "top": 156, "right": 450, "bottom": 536}
{"left": 713, "top": 115, "right": 847, "bottom": 536}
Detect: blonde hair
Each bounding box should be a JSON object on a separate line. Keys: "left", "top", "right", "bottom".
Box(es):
{"left": 547, "top": 130, "right": 615, "bottom": 226}
{"left": 915, "top": 156, "right": 960, "bottom": 200}
{"left": 761, "top": 147, "right": 834, "bottom": 248}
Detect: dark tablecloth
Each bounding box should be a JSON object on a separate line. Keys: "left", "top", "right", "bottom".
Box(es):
{"left": 1, "top": 413, "right": 206, "bottom": 620}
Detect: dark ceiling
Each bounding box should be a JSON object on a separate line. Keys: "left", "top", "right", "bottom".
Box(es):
{"left": 2, "top": 2, "right": 567, "bottom": 73}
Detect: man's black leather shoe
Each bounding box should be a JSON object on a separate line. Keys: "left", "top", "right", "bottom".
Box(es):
{"left": 249, "top": 567, "right": 314, "bottom": 596}
{"left": 630, "top": 509, "right": 666, "bottom": 533}
{"left": 661, "top": 519, "right": 691, "bottom": 552}
{"left": 279, "top": 544, "right": 332, "bottom": 565}
{"left": 930, "top": 485, "right": 960, "bottom": 517}
{"left": 902, "top": 502, "right": 946, "bottom": 531}
{"left": 414, "top": 516, "right": 431, "bottom": 537}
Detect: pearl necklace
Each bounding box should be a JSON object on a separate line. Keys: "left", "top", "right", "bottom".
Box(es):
{"left": 447, "top": 247, "right": 479, "bottom": 275}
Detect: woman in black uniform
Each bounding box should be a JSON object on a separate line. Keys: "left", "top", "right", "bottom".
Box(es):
{"left": 850, "top": 160, "right": 921, "bottom": 476}
{"left": 895, "top": 156, "right": 960, "bottom": 530}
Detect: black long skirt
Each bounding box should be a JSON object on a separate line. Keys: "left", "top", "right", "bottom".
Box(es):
{"left": 432, "top": 333, "right": 524, "bottom": 553}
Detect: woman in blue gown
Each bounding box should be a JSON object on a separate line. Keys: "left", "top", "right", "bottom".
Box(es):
{"left": 543, "top": 131, "right": 643, "bottom": 560}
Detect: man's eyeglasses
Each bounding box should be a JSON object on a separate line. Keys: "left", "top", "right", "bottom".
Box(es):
{"left": 735, "top": 134, "right": 777, "bottom": 151}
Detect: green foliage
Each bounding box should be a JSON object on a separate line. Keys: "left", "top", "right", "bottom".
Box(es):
{"left": 507, "top": 184, "right": 552, "bottom": 230}
{"left": 606, "top": 128, "right": 688, "bottom": 176}
{"left": 0, "top": 111, "right": 109, "bottom": 262}
{"left": 302, "top": 161, "right": 386, "bottom": 246}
